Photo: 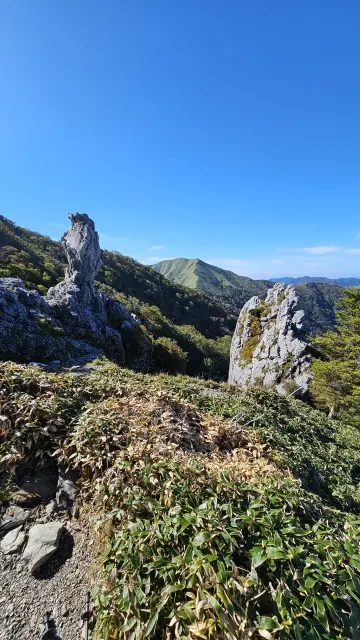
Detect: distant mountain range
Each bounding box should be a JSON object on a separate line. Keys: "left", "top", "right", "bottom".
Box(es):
{"left": 271, "top": 276, "right": 360, "bottom": 287}
{"left": 152, "top": 258, "right": 270, "bottom": 309}
{"left": 152, "top": 258, "right": 344, "bottom": 335}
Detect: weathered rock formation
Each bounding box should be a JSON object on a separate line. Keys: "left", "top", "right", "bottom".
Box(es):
{"left": 0, "top": 213, "right": 151, "bottom": 369}
{"left": 228, "top": 283, "right": 313, "bottom": 397}
{"left": 47, "top": 213, "right": 102, "bottom": 306}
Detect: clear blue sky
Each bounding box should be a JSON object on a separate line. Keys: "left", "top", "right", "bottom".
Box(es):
{"left": 1, "top": 1, "right": 360, "bottom": 278}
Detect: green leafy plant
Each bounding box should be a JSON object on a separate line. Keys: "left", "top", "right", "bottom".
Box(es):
{"left": 153, "top": 336, "right": 188, "bottom": 374}
{"left": 94, "top": 458, "right": 360, "bottom": 639}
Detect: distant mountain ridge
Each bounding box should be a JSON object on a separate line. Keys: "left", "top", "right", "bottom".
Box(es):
{"left": 152, "top": 258, "right": 270, "bottom": 310}
{"left": 152, "top": 257, "right": 344, "bottom": 335}
{"left": 271, "top": 276, "right": 360, "bottom": 287}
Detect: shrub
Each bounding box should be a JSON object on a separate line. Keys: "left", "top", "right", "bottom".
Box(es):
{"left": 153, "top": 337, "right": 188, "bottom": 374}
{"left": 95, "top": 458, "right": 360, "bottom": 639}
{"left": 311, "top": 288, "right": 360, "bottom": 425}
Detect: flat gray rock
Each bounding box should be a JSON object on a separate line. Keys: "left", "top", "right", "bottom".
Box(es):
{"left": 0, "top": 526, "right": 26, "bottom": 554}
{"left": 22, "top": 522, "right": 64, "bottom": 574}
{"left": 0, "top": 506, "right": 30, "bottom": 537}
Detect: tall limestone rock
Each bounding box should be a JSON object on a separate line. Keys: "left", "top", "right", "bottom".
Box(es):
{"left": 228, "top": 283, "right": 313, "bottom": 397}
{"left": 0, "top": 213, "right": 151, "bottom": 370}
{"left": 47, "top": 213, "right": 102, "bottom": 306}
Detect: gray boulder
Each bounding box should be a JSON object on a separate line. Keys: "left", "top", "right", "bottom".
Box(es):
{"left": 1, "top": 526, "right": 26, "bottom": 554}
{"left": 22, "top": 522, "right": 64, "bottom": 573}
{"left": 228, "top": 283, "right": 313, "bottom": 398}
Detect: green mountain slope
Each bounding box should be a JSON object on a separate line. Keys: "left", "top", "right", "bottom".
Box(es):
{"left": 295, "top": 282, "right": 344, "bottom": 335}
{"left": 152, "top": 257, "right": 344, "bottom": 335}
{"left": 0, "top": 215, "right": 235, "bottom": 378}
{"left": 152, "top": 257, "right": 271, "bottom": 308}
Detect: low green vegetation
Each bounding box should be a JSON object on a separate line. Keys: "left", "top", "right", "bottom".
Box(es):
{"left": 94, "top": 458, "right": 360, "bottom": 640}
{"left": 1, "top": 361, "right": 360, "bottom": 638}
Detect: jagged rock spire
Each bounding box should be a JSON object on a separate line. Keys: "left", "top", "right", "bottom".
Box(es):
{"left": 47, "top": 213, "right": 102, "bottom": 306}
{"left": 228, "top": 283, "right": 313, "bottom": 398}
{"left": 62, "top": 213, "right": 102, "bottom": 283}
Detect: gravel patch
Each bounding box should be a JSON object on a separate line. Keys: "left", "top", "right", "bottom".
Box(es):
{"left": 0, "top": 516, "right": 94, "bottom": 640}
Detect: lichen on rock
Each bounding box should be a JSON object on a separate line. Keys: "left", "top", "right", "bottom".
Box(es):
{"left": 228, "top": 283, "right": 314, "bottom": 397}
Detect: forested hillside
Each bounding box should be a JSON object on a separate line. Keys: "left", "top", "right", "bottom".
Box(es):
{"left": 295, "top": 282, "right": 344, "bottom": 335}
{"left": 153, "top": 256, "right": 344, "bottom": 335}
{"left": 0, "top": 216, "right": 234, "bottom": 378}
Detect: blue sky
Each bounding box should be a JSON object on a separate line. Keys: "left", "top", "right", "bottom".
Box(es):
{"left": 1, "top": 1, "right": 360, "bottom": 278}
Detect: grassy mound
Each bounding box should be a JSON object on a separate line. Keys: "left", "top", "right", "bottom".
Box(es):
{"left": 95, "top": 460, "right": 360, "bottom": 639}
{"left": 1, "top": 361, "right": 360, "bottom": 638}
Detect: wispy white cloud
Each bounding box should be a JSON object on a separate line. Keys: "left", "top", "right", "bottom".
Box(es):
{"left": 345, "top": 248, "right": 360, "bottom": 254}
{"left": 147, "top": 244, "right": 165, "bottom": 251}
{"left": 302, "top": 245, "right": 340, "bottom": 255}
{"left": 276, "top": 245, "right": 340, "bottom": 255}
{"left": 270, "top": 259, "right": 286, "bottom": 264}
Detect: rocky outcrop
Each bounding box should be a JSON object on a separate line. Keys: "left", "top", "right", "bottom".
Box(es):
{"left": 47, "top": 213, "right": 102, "bottom": 307}
{"left": 0, "top": 213, "right": 151, "bottom": 370}
{"left": 228, "top": 283, "right": 313, "bottom": 397}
